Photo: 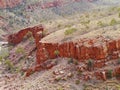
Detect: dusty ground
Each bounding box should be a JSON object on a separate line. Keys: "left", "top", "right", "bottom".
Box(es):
{"left": 0, "top": 58, "right": 120, "bottom": 90}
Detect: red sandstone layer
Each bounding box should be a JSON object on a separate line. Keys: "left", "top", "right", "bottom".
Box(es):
{"left": 0, "top": 0, "right": 23, "bottom": 8}
{"left": 8, "top": 25, "right": 44, "bottom": 46}
{"left": 37, "top": 36, "right": 120, "bottom": 65}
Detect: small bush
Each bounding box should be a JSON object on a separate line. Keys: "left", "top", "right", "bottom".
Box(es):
{"left": 77, "top": 70, "right": 82, "bottom": 76}
{"left": 106, "top": 69, "right": 113, "bottom": 79}
{"left": 81, "top": 20, "right": 90, "bottom": 25}
{"left": 57, "top": 24, "right": 61, "bottom": 28}
{"left": 117, "top": 8, "right": 120, "bottom": 12}
{"left": 110, "top": 18, "right": 117, "bottom": 26}
{"left": 87, "top": 59, "right": 94, "bottom": 71}
{"left": 5, "top": 59, "right": 14, "bottom": 71}
{"left": 58, "top": 87, "right": 63, "bottom": 90}
{"left": 24, "top": 31, "right": 32, "bottom": 40}
{"left": 68, "top": 58, "right": 74, "bottom": 64}
{"left": 97, "top": 21, "right": 105, "bottom": 27}
{"left": 119, "top": 13, "right": 120, "bottom": 18}
{"left": 64, "top": 28, "right": 77, "bottom": 35}
{"left": 15, "top": 47, "right": 24, "bottom": 54}
{"left": 75, "top": 80, "right": 80, "bottom": 85}
{"left": 54, "top": 50, "right": 60, "bottom": 57}
{"left": 85, "top": 14, "right": 89, "bottom": 18}
{"left": 73, "top": 60, "right": 79, "bottom": 65}
{"left": 0, "top": 56, "right": 3, "bottom": 62}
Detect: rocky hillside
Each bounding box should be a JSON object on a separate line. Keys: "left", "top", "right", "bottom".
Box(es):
{"left": 1, "top": 0, "right": 120, "bottom": 90}
{"left": 0, "top": 0, "right": 23, "bottom": 9}
{"left": 0, "top": 0, "right": 120, "bottom": 37}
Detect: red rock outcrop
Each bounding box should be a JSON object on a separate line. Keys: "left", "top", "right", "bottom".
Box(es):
{"left": 0, "top": 0, "right": 23, "bottom": 9}
{"left": 36, "top": 36, "right": 120, "bottom": 66}
{"left": 8, "top": 25, "right": 44, "bottom": 46}
{"left": 7, "top": 25, "right": 120, "bottom": 77}
{"left": 7, "top": 25, "right": 44, "bottom": 65}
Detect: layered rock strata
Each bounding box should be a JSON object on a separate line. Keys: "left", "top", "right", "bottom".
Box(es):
{"left": 37, "top": 36, "right": 120, "bottom": 67}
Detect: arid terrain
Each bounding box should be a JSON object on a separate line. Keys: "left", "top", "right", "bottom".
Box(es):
{"left": 1, "top": 0, "right": 120, "bottom": 90}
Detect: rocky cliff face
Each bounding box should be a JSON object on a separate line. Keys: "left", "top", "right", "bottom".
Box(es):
{"left": 37, "top": 36, "right": 120, "bottom": 66}
{"left": 0, "top": 0, "right": 23, "bottom": 9}
{"left": 8, "top": 25, "right": 43, "bottom": 45}
{"left": 7, "top": 25, "right": 120, "bottom": 77}
{"left": 7, "top": 25, "right": 44, "bottom": 65}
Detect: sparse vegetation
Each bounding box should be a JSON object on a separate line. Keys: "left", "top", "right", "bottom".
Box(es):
{"left": 97, "top": 21, "right": 106, "bottom": 27}
{"left": 73, "top": 60, "right": 79, "bottom": 65}
{"left": 29, "top": 36, "right": 34, "bottom": 43}
{"left": 58, "top": 87, "right": 64, "bottom": 90}
{"left": 64, "top": 28, "right": 77, "bottom": 35}
{"left": 75, "top": 80, "right": 80, "bottom": 85}
{"left": 55, "top": 76, "right": 61, "bottom": 82}
{"left": 54, "top": 50, "right": 60, "bottom": 57}
{"left": 106, "top": 69, "right": 113, "bottom": 79}
{"left": 57, "top": 24, "right": 61, "bottom": 28}
{"left": 87, "top": 59, "right": 94, "bottom": 71}
{"left": 15, "top": 47, "right": 25, "bottom": 54}
{"left": 85, "top": 13, "right": 89, "bottom": 18}
{"left": 4, "top": 59, "right": 14, "bottom": 72}
{"left": 77, "top": 70, "right": 82, "bottom": 76}
{"left": 110, "top": 18, "right": 117, "bottom": 26}
{"left": 24, "top": 31, "right": 32, "bottom": 40}
{"left": 81, "top": 20, "right": 90, "bottom": 25}
{"left": 68, "top": 58, "right": 74, "bottom": 64}
{"left": 119, "top": 12, "right": 120, "bottom": 18}
{"left": 0, "top": 56, "right": 3, "bottom": 62}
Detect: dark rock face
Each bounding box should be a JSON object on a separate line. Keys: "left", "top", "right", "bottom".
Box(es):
{"left": 0, "top": 0, "right": 23, "bottom": 9}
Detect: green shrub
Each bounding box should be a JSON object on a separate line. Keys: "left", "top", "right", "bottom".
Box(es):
{"left": 110, "top": 18, "right": 117, "bottom": 26}
{"left": 0, "top": 56, "right": 3, "bottom": 62}
{"left": 85, "top": 14, "right": 89, "bottom": 18}
{"left": 54, "top": 50, "right": 60, "bottom": 57}
{"left": 5, "top": 59, "right": 14, "bottom": 71}
{"left": 75, "top": 80, "right": 80, "bottom": 85}
{"left": 64, "top": 28, "right": 77, "bottom": 35}
{"left": 57, "top": 24, "right": 61, "bottom": 28}
{"left": 117, "top": 8, "right": 120, "bottom": 12}
{"left": 106, "top": 69, "right": 113, "bottom": 79}
{"left": 58, "top": 87, "right": 63, "bottom": 90}
{"left": 68, "top": 58, "right": 74, "bottom": 64}
{"left": 119, "top": 13, "right": 120, "bottom": 18}
{"left": 15, "top": 47, "right": 24, "bottom": 54}
{"left": 0, "top": 47, "right": 9, "bottom": 59}
{"left": 87, "top": 59, "right": 94, "bottom": 71}
{"left": 24, "top": 31, "right": 32, "bottom": 40}
{"left": 73, "top": 60, "right": 79, "bottom": 65}
{"left": 77, "top": 70, "right": 82, "bottom": 76}
{"left": 81, "top": 20, "right": 90, "bottom": 25}
{"left": 97, "top": 21, "right": 105, "bottom": 27}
